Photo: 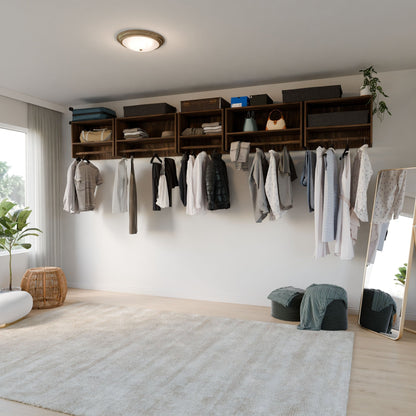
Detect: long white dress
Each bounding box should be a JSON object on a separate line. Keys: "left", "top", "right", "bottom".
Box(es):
{"left": 186, "top": 155, "right": 196, "bottom": 216}
{"left": 193, "top": 151, "right": 208, "bottom": 215}
{"left": 314, "top": 147, "right": 330, "bottom": 258}
{"left": 334, "top": 153, "right": 354, "bottom": 260}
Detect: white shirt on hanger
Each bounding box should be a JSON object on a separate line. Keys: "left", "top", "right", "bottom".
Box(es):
{"left": 335, "top": 152, "right": 354, "bottom": 260}
{"left": 186, "top": 155, "right": 196, "bottom": 216}
{"left": 193, "top": 151, "right": 208, "bottom": 215}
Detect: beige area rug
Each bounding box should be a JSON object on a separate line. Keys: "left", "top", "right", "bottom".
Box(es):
{"left": 0, "top": 303, "right": 354, "bottom": 416}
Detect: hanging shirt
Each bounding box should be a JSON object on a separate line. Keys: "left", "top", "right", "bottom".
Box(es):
{"left": 372, "top": 170, "right": 407, "bottom": 224}
{"left": 74, "top": 160, "right": 103, "bottom": 212}
{"left": 335, "top": 152, "right": 354, "bottom": 260}
{"left": 112, "top": 158, "right": 128, "bottom": 214}
{"left": 151, "top": 159, "right": 162, "bottom": 211}
{"left": 156, "top": 171, "right": 170, "bottom": 209}
{"left": 193, "top": 151, "right": 209, "bottom": 215}
{"left": 265, "top": 150, "right": 282, "bottom": 221}
{"left": 186, "top": 155, "right": 196, "bottom": 216}
{"left": 179, "top": 153, "right": 189, "bottom": 206}
{"left": 129, "top": 157, "right": 137, "bottom": 234}
{"left": 63, "top": 159, "right": 80, "bottom": 214}
{"left": 300, "top": 150, "right": 316, "bottom": 212}
{"left": 248, "top": 148, "right": 269, "bottom": 223}
{"left": 322, "top": 148, "right": 338, "bottom": 243}
{"left": 278, "top": 147, "right": 293, "bottom": 210}
{"left": 367, "top": 170, "right": 407, "bottom": 264}
{"left": 350, "top": 144, "right": 373, "bottom": 243}
{"left": 164, "top": 158, "right": 179, "bottom": 207}
{"left": 314, "top": 147, "right": 330, "bottom": 258}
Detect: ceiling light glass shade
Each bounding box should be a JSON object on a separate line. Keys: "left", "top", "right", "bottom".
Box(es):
{"left": 117, "top": 30, "right": 164, "bottom": 52}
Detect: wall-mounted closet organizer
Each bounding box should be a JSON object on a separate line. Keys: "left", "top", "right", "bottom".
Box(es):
{"left": 304, "top": 95, "right": 373, "bottom": 149}
{"left": 71, "top": 118, "right": 115, "bottom": 160}
{"left": 69, "top": 95, "right": 373, "bottom": 160}
{"left": 225, "top": 102, "right": 303, "bottom": 153}
{"left": 115, "top": 113, "right": 177, "bottom": 158}
{"left": 177, "top": 109, "right": 225, "bottom": 155}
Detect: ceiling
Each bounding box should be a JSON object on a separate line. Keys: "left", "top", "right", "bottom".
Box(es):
{"left": 1, "top": 0, "right": 416, "bottom": 106}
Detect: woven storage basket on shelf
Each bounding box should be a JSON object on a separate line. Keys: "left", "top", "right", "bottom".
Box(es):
{"left": 21, "top": 267, "right": 67, "bottom": 309}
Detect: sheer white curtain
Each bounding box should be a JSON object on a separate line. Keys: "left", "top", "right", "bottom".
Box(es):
{"left": 26, "top": 104, "right": 62, "bottom": 267}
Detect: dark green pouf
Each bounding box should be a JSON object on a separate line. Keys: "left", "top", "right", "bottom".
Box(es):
{"left": 271, "top": 293, "right": 304, "bottom": 321}
{"left": 321, "top": 299, "right": 348, "bottom": 331}
{"left": 360, "top": 288, "right": 395, "bottom": 333}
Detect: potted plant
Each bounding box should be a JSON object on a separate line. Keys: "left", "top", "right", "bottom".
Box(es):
{"left": 0, "top": 199, "right": 41, "bottom": 291}
{"left": 359, "top": 65, "right": 391, "bottom": 119}
{"left": 394, "top": 263, "right": 407, "bottom": 286}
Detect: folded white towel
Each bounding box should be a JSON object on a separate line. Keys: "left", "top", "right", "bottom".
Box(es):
{"left": 201, "top": 121, "right": 220, "bottom": 128}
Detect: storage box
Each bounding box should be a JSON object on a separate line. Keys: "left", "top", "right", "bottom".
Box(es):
{"left": 180, "top": 97, "right": 230, "bottom": 112}
{"left": 249, "top": 94, "right": 273, "bottom": 106}
{"left": 282, "top": 85, "right": 342, "bottom": 103}
{"left": 308, "top": 110, "right": 369, "bottom": 127}
{"left": 231, "top": 96, "right": 249, "bottom": 107}
{"left": 69, "top": 107, "right": 116, "bottom": 122}
{"left": 123, "top": 103, "right": 176, "bottom": 117}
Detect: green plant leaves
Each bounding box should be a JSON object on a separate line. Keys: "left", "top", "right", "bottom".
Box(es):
{"left": 0, "top": 199, "right": 16, "bottom": 217}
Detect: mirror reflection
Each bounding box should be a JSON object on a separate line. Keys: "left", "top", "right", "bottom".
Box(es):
{"left": 359, "top": 168, "right": 416, "bottom": 340}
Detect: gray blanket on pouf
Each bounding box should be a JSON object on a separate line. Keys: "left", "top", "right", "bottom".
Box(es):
{"left": 298, "top": 284, "right": 348, "bottom": 331}
{"left": 268, "top": 286, "right": 305, "bottom": 307}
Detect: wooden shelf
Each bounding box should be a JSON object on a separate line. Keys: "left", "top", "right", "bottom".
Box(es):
{"left": 177, "top": 109, "right": 225, "bottom": 154}
{"left": 74, "top": 150, "right": 112, "bottom": 156}
{"left": 225, "top": 103, "right": 303, "bottom": 152}
{"left": 71, "top": 119, "right": 115, "bottom": 160}
{"left": 115, "top": 113, "right": 177, "bottom": 158}
{"left": 120, "top": 147, "right": 174, "bottom": 153}
{"left": 72, "top": 141, "right": 112, "bottom": 147}
{"left": 306, "top": 123, "right": 371, "bottom": 132}
{"left": 304, "top": 96, "right": 372, "bottom": 149}
{"left": 117, "top": 136, "right": 175, "bottom": 143}
{"left": 181, "top": 145, "right": 220, "bottom": 150}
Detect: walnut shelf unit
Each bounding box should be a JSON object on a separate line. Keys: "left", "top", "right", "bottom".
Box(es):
{"left": 177, "top": 109, "right": 225, "bottom": 154}
{"left": 115, "top": 113, "right": 177, "bottom": 158}
{"left": 225, "top": 103, "right": 303, "bottom": 153}
{"left": 71, "top": 119, "right": 115, "bottom": 160}
{"left": 304, "top": 96, "right": 373, "bottom": 149}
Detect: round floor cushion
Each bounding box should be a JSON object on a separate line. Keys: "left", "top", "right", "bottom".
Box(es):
{"left": 268, "top": 288, "right": 305, "bottom": 322}
{"left": 0, "top": 290, "right": 33, "bottom": 326}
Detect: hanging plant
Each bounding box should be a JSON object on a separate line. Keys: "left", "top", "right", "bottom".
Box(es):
{"left": 359, "top": 65, "right": 391, "bottom": 119}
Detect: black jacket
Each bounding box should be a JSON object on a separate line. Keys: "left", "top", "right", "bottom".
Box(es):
{"left": 206, "top": 153, "right": 230, "bottom": 210}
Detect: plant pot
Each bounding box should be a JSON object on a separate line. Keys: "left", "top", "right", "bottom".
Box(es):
{"left": 360, "top": 85, "right": 371, "bottom": 96}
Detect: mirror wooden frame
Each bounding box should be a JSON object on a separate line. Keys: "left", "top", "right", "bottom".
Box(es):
{"left": 358, "top": 168, "right": 416, "bottom": 341}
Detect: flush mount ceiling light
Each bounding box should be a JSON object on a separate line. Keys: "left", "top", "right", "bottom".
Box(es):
{"left": 117, "top": 29, "right": 164, "bottom": 52}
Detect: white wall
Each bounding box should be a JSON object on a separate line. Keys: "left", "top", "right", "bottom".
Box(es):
{"left": 61, "top": 69, "right": 416, "bottom": 317}
{"left": 0, "top": 95, "right": 29, "bottom": 288}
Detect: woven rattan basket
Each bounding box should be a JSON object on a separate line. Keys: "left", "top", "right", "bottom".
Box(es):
{"left": 21, "top": 267, "right": 67, "bottom": 309}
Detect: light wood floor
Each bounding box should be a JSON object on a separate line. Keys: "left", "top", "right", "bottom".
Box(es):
{"left": 1, "top": 288, "right": 416, "bottom": 416}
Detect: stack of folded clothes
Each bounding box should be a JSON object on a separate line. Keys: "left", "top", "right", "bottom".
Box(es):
{"left": 202, "top": 121, "right": 222, "bottom": 135}
{"left": 123, "top": 127, "right": 149, "bottom": 139}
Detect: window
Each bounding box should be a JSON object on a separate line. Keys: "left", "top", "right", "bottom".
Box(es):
{"left": 0, "top": 125, "right": 26, "bottom": 208}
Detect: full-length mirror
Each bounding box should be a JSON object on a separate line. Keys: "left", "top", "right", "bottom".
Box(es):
{"left": 359, "top": 168, "right": 416, "bottom": 340}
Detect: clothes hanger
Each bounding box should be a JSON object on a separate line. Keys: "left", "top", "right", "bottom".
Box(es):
{"left": 150, "top": 153, "right": 163, "bottom": 164}
{"left": 340, "top": 139, "right": 350, "bottom": 160}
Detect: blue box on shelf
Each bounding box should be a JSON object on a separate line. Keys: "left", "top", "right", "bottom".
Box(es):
{"left": 231, "top": 96, "right": 250, "bottom": 107}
